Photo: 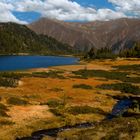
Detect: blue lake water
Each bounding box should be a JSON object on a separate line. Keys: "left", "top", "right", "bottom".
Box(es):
{"left": 0, "top": 56, "right": 78, "bottom": 71}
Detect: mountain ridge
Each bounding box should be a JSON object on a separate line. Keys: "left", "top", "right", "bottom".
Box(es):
{"left": 28, "top": 18, "right": 140, "bottom": 52}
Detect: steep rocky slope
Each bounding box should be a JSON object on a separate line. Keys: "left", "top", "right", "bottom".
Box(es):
{"left": 28, "top": 18, "right": 140, "bottom": 52}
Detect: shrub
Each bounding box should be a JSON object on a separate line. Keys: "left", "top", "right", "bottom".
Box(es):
{"left": 0, "top": 103, "right": 9, "bottom": 117}
{"left": 0, "top": 110, "right": 9, "bottom": 117}
{"left": 0, "top": 72, "right": 24, "bottom": 80}
{"left": 67, "top": 106, "right": 105, "bottom": 115}
{"left": 32, "top": 71, "right": 66, "bottom": 79}
{"left": 0, "top": 120, "right": 15, "bottom": 125}
{"left": 7, "top": 97, "right": 28, "bottom": 105}
{"left": 73, "top": 69, "right": 140, "bottom": 83}
{"left": 45, "top": 99, "right": 63, "bottom": 108}
{"left": 0, "top": 103, "right": 8, "bottom": 111}
{"left": 114, "top": 64, "right": 140, "bottom": 72}
{"left": 72, "top": 70, "right": 128, "bottom": 80}
{"left": 0, "top": 78, "right": 18, "bottom": 88}
{"left": 97, "top": 83, "right": 140, "bottom": 95}
{"left": 123, "top": 77, "right": 140, "bottom": 83}
{"left": 73, "top": 84, "right": 93, "bottom": 89}
{"left": 49, "top": 108, "right": 62, "bottom": 116}
{"left": 50, "top": 88, "right": 63, "bottom": 92}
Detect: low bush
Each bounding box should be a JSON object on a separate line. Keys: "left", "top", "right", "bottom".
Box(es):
{"left": 45, "top": 99, "right": 63, "bottom": 108}
{"left": 97, "top": 83, "right": 140, "bottom": 95}
{"left": 73, "top": 69, "right": 140, "bottom": 83}
{"left": 7, "top": 97, "right": 28, "bottom": 105}
{"left": 0, "top": 72, "right": 24, "bottom": 80}
{"left": 0, "top": 103, "right": 9, "bottom": 117}
{"left": 49, "top": 108, "right": 63, "bottom": 116}
{"left": 0, "top": 103, "right": 8, "bottom": 111}
{"left": 113, "top": 64, "right": 140, "bottom": 72}
{"left": 73, "top": 69, "right": 128, "bottom": 80}
{"left": 0, "top": 120, "right": 15, "bottom": 125}
{"left": 50, "top": 88, "right": 63, "bottom": 92}
{"left": 73, "top": 84, "right": 93, "bottom": 89}
{"left": 69, "top": 75, "right": 88, "bottom": 79}
{"left": 32, "top": 71, "right": 66, "bottom": 79}
{"left": 67, "top": 106, "right": 105, "bottom": 115}
{"left": 0, "top": 78, "right": 18, "bottom": 88}
{"left": 0, "top": 110, "right": 9, "bottom": 117}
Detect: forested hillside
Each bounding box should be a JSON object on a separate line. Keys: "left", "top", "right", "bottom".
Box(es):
{"left": 0, "top": 22, "right": 74, "bottom": 55}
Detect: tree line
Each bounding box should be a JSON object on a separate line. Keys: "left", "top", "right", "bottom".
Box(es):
{"left": 84, "top": 42, "right": 140, "bottom": 59}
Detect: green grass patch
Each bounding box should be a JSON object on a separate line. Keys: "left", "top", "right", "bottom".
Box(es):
{"left": 67, "top": 106, "right": 105, "bottom": 115}
{"left": 0, "top": 103, "right": 8, "bottom": 111}
{"left": 0, "top": 110, "right": 9, "bottom": 117}
{"left": 72, "top": 69, "right": 140, "bottom": 83}
{"left": 97, "top": 83, "right": 140, "bottom": 95}
{"left": 42, "top": 99, "right": 63, "bottom": 108}
{"left": 0, "top": 72, "right": 29, "bottom": 88}
{"left": 32, "top": 71, "right": 66, "bottom": 79}
{"left": 49, "top": 108, "right": 63, "bottom": 116}
{"left": 114, "top": 64, "right": 140, "bottom": 72}
{"left": 0, "top": 103, "right": 9, "bottom": 117}
{"left": 7, "top": 97, "right": 29, "bottom": 105}
{"left": 0, "top": 72, "right": 29, "bottom": 79}
{"left": 73, "top": 69, "right": 128, "bottom": 79}
{"left": 73, "top": 84, "right": 93, "bottom": 89}
{"left": 46, "top": 99, "right": 65, "bottom": 117}
{"left": 0, "top": 78, "right": 18, "bottom": 88}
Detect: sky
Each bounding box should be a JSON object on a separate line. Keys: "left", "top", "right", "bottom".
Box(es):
{"left": 0, "top": 0, "right": 140, "bottom": 24}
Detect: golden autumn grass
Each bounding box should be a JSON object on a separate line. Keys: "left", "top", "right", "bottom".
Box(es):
{"left": 0, "top": 58, "right": 140, "bottom": 140}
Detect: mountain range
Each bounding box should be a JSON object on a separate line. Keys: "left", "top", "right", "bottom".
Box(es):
{"left": 28, "top": 18, "right": 140, "bottom": 53}
{"left": 0, "top": 18, "right": 140, "bottom": 55}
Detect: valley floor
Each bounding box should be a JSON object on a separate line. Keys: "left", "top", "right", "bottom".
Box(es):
{"left": 0, "top": 58, "right": 140, "bottom": 140}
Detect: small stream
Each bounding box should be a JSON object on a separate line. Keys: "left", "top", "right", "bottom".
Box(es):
{"left": 16, "top": 123, "right": 94, "bottom": 140}
{"left": 107, "top": 98, "right": 133, "bottom": 119}
{"left": 16, "top": 98, "right": 134, "bottom": 140}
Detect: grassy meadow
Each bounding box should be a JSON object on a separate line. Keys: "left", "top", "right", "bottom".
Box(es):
{"left": 0, "top": 58, "right": 140, "bottom": 140}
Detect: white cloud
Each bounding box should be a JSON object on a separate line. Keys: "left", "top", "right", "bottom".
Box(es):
{"left": 0, "top": 1, "right": 27, "bottom": 24}
{"left": 108, "top": 0, "right": 140, "bottom": 16}
{"left": 12, "top": 0, "right": 126, "bottom": 21}
{"left": 0, "top": 0, "right": 140, "bottom": 23}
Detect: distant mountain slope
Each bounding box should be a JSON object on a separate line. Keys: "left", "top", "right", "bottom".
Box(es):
{"left": 0, "top": 22, "right": 73, "bottom": 55}
{"left": 28, "top": 18, "right": 140, "bottom": 52}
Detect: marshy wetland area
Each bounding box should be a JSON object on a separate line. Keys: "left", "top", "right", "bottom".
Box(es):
{"left": 0, "top": 58, "right": 140, "bottom": 140}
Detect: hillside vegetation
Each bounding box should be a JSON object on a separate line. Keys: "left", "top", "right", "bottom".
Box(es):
{"left": 0, "top": 22, "right": 74, "bottom": 55}
{"left": 85, "top": 42, "right": 140, "bottom": 59}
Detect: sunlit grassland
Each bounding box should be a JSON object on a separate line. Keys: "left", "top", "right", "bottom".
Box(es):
{"left": 0, "top": 58, "right": 139, "bottom": 140}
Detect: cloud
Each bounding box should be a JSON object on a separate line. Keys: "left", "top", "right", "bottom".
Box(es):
{"left": 0, "top": 1, "right": 27, "bottom": 24}
{"left": 0, "top": 0, "right": 139, "bottom": 23}
{"left": 108, "top": 0, "right": 140, "bottom": 16}
{"left": 13, "top": 0, "right": 126, "bottom": 21}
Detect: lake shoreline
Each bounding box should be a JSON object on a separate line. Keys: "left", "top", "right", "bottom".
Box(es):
{"left": 0, "top": 53, "right": 80, "bottom": 58}
{"left": 0, "top": 55, "right": 79, "bottom": 72}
